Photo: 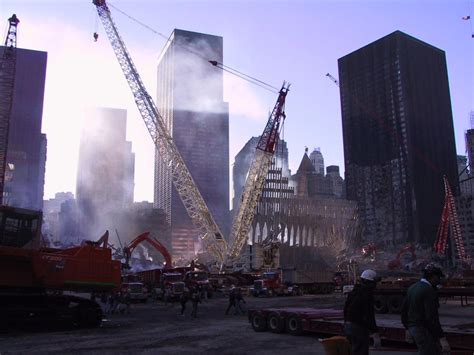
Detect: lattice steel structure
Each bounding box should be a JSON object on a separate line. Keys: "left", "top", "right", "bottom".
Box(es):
{"left": 93, "top": 0, "right": 227, "bottom": 263}
{"left": 0, "top": 14, "right": 19, "bottom": 204}
{"left": 228, "top": 84, "right": 289, "bottom": 259}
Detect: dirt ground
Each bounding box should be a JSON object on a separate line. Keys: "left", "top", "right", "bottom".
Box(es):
{"left": 1, "top": 293, "right": 471, "bottom": 354}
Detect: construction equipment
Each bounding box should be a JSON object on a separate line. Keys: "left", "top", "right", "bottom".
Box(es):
{"left": 122, "top": 231, "right": 172, "bottom": 269}
{"left": 92, "top": 0, "right": 289, "bottom": 268}
{"left": 92, "top": 0, "right": 227, "bottom": 265}
{"left": 0, "top": 205, "right": 121, "bottom": 328}
{"left": 0, "top": 14, "right": 19, "bottom": 203}
{"left": 434, "top": 176, "right": 470, "bottom": 267}
{"left": 228, "top": 84, "right": 289, "bottom": 261}
{"left": 387, "top": 244, "right": 416, "bottom": 270}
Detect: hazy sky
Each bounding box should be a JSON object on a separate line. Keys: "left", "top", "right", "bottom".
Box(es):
{"left": 1, "top": 0, "right": 473, "bottom": 203}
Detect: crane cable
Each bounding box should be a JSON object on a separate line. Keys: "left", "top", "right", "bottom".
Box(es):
{"left": 106, "top": 2, "right": 279, "bottom": 93}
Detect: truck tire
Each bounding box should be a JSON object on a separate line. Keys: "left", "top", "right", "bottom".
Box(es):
{"left": 267, "top": 289, "right": 275, "bottom": 297}
{"left": 286, "top": 314, "right": 303, "bottom": 336}
{"left": 251, "top": 313, "right": 267, "bottom": 332}
{"left": 387, "top": 295, "right": 403, "bottom": 314}
{"left": 374, "top": 295, "right": 388, "bottom": 314}
{"left": 267, "top": 312, "right": 285, "bottom": 333}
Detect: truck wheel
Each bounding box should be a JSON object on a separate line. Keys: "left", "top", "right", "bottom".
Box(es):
{"left": 286, "top": 314, "right": 303, "bottom": 336}
{"left": 374, "top": 295, "right": 388, "bottom": 314}
{"left": 387, "top": 295, "right": 403, "bottom": 314}
{"left": 267, "top": 312, "right": 285, "bottom": 333}
{"left": 267, "top": 289, "right": 274, "bottom": 297}
{"left": 251, "top": 313, "right": 267, "bottom": 332}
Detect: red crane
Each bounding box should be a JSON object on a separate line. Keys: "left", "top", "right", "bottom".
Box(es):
{"left": 0, "top": 14, "right": 20, "bottom": 203}
{"left": 123, "top": 232, "right": 172, "bottom": 269}
{"left": 434, "top": 176, "right": 469, "bottom": 266}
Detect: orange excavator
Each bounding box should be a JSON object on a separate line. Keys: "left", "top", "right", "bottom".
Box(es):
{"left": 122, "top": 232, "right": 172, "bottom": 269}
{"left": 0, "top": 206, "right": 121, "bottom": 328}
{"left": 387, "top": 244, "right": 416, "bottom": 270}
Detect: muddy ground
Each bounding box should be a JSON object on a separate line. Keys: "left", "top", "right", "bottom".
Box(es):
{"left": 0, "top": 293, "right": 471, "bottom": 354}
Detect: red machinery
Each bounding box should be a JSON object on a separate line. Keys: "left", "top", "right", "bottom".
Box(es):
{"left": 0, "top": 206, "right": 121, "bottom": 328}
{"left": 123, "top": 231, "right": 172, "bottom": 269}
{"left": 434, "top": 176, "right": 470, "bottom": 267}
{"left": 387, "top": 244, "right": 416, "bottom": 270}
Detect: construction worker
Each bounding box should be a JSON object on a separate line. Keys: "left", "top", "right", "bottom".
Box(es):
{"left": 225, "top": 285, "right": 237, "bottom": 315}
{"left": 343, "top": 269, "right": 381, "bottom": 355}
{"left": 179, "top": 287, "right": 189, "bottom": 316}
{"left": 235, "top": 287, "right": 246, "bottom": 315}
{"left": 190, "top": 287, "right": 201, "bottom": 318}
{"left": 401, "top": 263, "right": 450, "bottom": 355}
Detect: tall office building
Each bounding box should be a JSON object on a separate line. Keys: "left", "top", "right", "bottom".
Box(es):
{"left": 309, "top": 148, "right": 325, "bottom": 175}
{"left": 233, "top": 136, "right": 290, "bottom": 212}
{"left": 154, "top": 29, "right": 229, "bottom": 259}
{"left": 76, "top": 107, "right": 135, "bottom": 239}
{"left": 0, "top": 47, "right": 47, "bottom": 210}
{"left": 338, "top": 30, "right": 458, "bottom": 245}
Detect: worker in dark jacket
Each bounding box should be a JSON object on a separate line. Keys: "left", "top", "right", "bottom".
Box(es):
{"left": 401, "top": 263, "right": 450, "bottom": 355}
{"left": 344, "top": 269, "right": 381, "bottom": 355}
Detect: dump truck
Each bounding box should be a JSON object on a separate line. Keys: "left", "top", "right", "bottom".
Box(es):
{"left": 136, "top": 268, "right": 186, "bottom": 301}
{"left": 0, "top": 205, "right": 121, "bottom": 328}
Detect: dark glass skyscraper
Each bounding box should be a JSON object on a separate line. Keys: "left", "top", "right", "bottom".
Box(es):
{"left": 155, "top": 29, "right": 229, "bottom": 259}
{"left": 1, "top": 47, "right": 47, "bottom": 210}
{"left": 338, "top": 30, "right": 458, "bottom": 245}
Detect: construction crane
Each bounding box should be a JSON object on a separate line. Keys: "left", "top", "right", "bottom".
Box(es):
{"left": 92, "top": 0, "right": 289, "bottom": 267}
{"left": 228, "top": 83, "right": 289, "bottom": 261}
{"left": 92, "top": 0, "right": 227, "bottom": 264}
{"left": 0, "top": 14, "right": 20, "bottom": 204}
{"left": 434, "top": 176, "right": 470, "bottom": 266}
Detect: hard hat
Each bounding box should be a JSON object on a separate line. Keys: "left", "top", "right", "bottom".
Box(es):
{"left": 360, "top": 269, "right": 378, "bottom": 282}
{"left": 423, "top": 263, "right": 444, "bottom": 277}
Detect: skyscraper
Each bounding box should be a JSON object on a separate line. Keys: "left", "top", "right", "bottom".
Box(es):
{"left": 309, "top": 148, "right": 325, "bottom": 175}
{"left": 154, "top": 29, "right": 229, "bottom": 259}
{"left": 76, "top": 107, "right": 135, "bottom": 238}
{"left": 0, "top": 47, "right": 47, "bottom": 210}
{"left": 338, "top": 30, "right": 458, "bottom": 245}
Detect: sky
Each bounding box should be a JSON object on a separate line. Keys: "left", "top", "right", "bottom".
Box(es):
{"left": 1, "top": 0, "right": 473, "bottom": 204}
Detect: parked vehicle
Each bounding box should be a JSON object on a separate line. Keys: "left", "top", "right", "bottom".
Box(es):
{"left": 251, "top": 268, "right": 335, "bottom": 297}
{"left": 185, "top": 270, "right": 213, "bottom": 298}
{"left": 121, "top": 282, "right": 148, "bottom": 303}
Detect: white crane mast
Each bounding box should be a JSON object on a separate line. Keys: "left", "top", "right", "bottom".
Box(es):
{"left": 228, "top": 84, "right": 289, "bottom": 260}
{"left": 92, "top": 0, "right": 227, "bottom": 263}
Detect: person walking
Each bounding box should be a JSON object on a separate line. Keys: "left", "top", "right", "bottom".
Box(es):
{"left": 235, "top": 287, "right": 246, "bottom": 315}
{"left": 190, "top": 287, "right": 201, "bottom": 318}
{"left": 343, "top": 269, "right": 381, "bottom": 355}
{"left": 401, "top": 263, "right": 450, "bottom": 355}
{"left": 179, "top": 287, "right": 189, "bottom": 316}
{"left": 225, "top": 285, "right": 237, "bottom": 315}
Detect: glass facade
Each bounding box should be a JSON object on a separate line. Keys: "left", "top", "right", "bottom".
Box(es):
{"left": 338, "top": 31, "right": 458, "bottom": 245}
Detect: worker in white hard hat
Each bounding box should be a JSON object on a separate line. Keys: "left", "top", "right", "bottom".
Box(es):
{"left": 343, "top": 269, "right": 381, "bottom": 355}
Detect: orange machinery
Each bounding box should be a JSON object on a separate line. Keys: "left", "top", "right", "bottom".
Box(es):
{"left": 0, "top": 205, "right": 121, "bottom": 328}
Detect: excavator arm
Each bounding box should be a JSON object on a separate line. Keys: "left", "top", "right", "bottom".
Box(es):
{"left": 123, "top": 232, "right": 172, "bottom": 268}
{"left": 92, "top": 0, "right": 227, "bottom": 265}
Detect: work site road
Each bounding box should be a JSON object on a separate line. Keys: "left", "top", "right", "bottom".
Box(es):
{"left": 1, "top": 293, "right": 472, "bottom": 354}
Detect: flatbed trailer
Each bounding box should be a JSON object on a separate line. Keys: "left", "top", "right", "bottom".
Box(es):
{"left": 373, "top": 286, "right": 474, "bottom": 313}
{"left": 247, "top": 307, "right": 474, "bottom": 353}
